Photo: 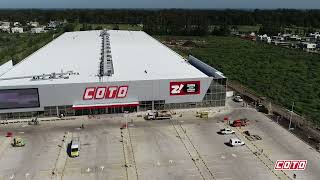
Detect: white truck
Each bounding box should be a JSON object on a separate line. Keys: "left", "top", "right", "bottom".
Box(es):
{"left": 233, "top": 95, "right": 243, "bottom": 102}
{"left": 229, "top": 138, "right": 245, "bottom": 147}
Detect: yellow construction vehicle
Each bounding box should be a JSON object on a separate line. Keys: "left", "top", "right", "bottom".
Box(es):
{"left": 12, "top": 137, "right": 25, "bottom": 147}
{"left": 196, "top": 111, "right": 209, "bottom": 119}
{"left": 70, "top": 136, "right": 80, "bottom": 157}
{"left": 200, "top": 111, "right": 209, "bottom": 118}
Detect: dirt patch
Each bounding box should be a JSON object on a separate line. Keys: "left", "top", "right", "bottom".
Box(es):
{"left": 267, "top": 114, "right": 320, "bottom": 151}
{"left": 162, "top": 39, "right": 206, "bottom": 50}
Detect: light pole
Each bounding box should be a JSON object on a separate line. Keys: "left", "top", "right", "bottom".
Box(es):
{"left": 289, "top": 102, "right": 294, "bottom": 130}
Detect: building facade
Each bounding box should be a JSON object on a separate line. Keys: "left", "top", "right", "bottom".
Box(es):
{"left": 0, "top": 30, "right": 226, "bottom": 120}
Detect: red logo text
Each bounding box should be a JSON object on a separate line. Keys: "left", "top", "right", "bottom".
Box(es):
{"left": 170, "top": 81, "right": 200, "bottom": 96}
{"left": 83, "top": 86, "right": 128, "bottom": 100}
{"left": 274, "top": 160, "right": 307, "bottom": 170}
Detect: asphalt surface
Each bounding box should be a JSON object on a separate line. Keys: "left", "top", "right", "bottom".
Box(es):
{"left": 0, "top": 99, "right": 319, "bottom": 180}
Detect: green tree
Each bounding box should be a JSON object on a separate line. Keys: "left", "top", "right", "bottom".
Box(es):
{"left": 259, "top": 23, "right": 281, "bottom": 36}
{"left": 112, "top": 24, "right": 120, "bottom": 30}
{"left": 63, "top": 23, "right": 76, "bottom": 32}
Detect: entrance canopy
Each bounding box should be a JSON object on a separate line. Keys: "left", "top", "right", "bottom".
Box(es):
{"left": 72, "top": 102, "right": 139, "bottom": 110}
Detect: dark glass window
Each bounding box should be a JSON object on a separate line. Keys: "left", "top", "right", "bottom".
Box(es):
{"left": 0, "top": 88, "right": 40, "bottom": 109}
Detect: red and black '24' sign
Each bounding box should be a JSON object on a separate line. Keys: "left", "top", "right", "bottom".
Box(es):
{"left": 170, "top": 81, "right": 200, "bottom": 96}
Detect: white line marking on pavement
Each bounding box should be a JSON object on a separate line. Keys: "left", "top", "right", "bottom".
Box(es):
{"left": 231, "top": 154, "right": 237, "bottom": 158}
{"left": 214, "top": 171, "right": 225, "bottom": 174}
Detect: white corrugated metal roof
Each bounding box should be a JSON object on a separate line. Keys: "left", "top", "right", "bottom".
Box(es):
{"left": 0, "top": 30, "right": 207, "bottom": 87}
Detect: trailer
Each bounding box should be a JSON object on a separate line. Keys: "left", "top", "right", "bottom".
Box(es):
{"left": 231, "top": 118, "right": 249, "bottom": 127}
{"left": 144, "top": 110, "right": 172, "bottom": 120}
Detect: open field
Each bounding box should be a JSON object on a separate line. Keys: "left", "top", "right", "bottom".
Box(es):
{"left": 74, "top": 23, "right": 143, "bottom": 31}
{"left": 0, "top": 100, "right": 319, "bottom": 180}
{"left": 0, "top": 31, "right": 62, "bottom": 66}
{"left": 237, "top": 25, "right": 261, "bottom": 33}
{"left": 157, "top": 35, "right": 320, "bottom": 126}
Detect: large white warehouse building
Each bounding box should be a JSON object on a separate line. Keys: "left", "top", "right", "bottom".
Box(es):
{"left": 0, "top": 30, "right": 226, "bottom": 119}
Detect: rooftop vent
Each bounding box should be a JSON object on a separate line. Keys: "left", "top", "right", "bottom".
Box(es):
{"left": 99, "top": 30, "right": 114, "bottom": 77}
{"left": 30, "top": 70, "right": 79, "bottom": 81}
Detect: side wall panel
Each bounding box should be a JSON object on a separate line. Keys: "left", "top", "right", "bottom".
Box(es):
{"left": 0, "top": 77, "right": 212, "bottom": 113}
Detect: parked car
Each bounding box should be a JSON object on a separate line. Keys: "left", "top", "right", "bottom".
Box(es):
{"left": 220, "top": 128, "right": 235, "bottom": 135}
{"left": 229, "top": 138, "right": 245, "bottom": 146}
{"left": 233, "top": 95, "right": 243, "bottom": 102}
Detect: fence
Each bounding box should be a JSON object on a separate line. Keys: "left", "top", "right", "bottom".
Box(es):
{"left": 227, "top": 80, "right": 320, "bottom": 140}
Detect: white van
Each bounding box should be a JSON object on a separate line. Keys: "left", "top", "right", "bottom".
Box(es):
{"left": 229, "top": 138, "right": 245, "bottom": 147}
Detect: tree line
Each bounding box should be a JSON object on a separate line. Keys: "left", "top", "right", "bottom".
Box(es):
{"left": 1, "top": 9, "right": 320, "bottom": 35}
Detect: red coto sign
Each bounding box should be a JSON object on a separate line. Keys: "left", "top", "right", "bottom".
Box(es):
{"left": 83, "top": 86, "right": 128, "bottom": 100}
{"left": 274, "top": 160, "right": 307, "bottom": 170}
{"left": 170, "top": 81, "right": 200, "bottom": 96}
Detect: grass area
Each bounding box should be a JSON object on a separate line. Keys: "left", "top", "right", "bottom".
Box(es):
{"left": 158, "top": 35, "right": 320, "bottom": 125}
{"left": 237, "top": 25, "right": 261, "bottom": 33}
{"left": 0, "top": 31, "right": 63, "bottom": 66}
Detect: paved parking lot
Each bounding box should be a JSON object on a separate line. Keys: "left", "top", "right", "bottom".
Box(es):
{"left": 0, "top": 101, "right": 319, "bottom": 180}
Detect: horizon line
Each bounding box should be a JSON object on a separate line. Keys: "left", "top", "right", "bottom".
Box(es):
{"left": 0, "top": 8, "right": 319, "bottom": 11}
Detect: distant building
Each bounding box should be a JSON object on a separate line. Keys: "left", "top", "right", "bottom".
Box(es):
{"left": 11, "top": 27, "right": 23, "bottom": 33}
{"left": 281, "top": 33, "right": 291, "bottom": 40}
{"left": 271, "top": 36, "right": 285, "bottom": 42}
{"left": 29, "top": 21, "right": 39, "bottom": 27}
{"left": 0, "top": 22, "right": 10, "bottom": 33}
{"left": 300, "top": 42, "right": 317, "bottom": 50}
{"left": 257, "top": 34, "right": 271, "bottom": 43}
{"left": 13, "top": 22, "right": 21, "bottom": 27}
{"left": 289, "top": 35, "right": 302, "bottom": 41}
{"left": 1, "top": 21, "right": 10, "bottom": 26}
{"left": 309, "top": 32, "right": 320, "bottom": 38}
{"left": 302, "top": 36, "right": 316, "bottom": 43}
{"left": 31, "top": 27, "right": 45, "bottom": 33}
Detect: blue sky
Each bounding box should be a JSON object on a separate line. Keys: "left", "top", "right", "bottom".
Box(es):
{"left": 0, "top": 0, "right": 320, "bottom": 9}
